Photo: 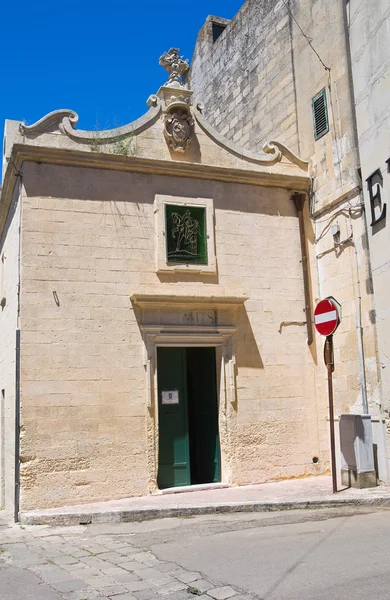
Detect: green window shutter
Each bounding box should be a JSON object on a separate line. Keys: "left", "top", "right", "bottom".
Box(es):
{"left": 165, "top": 204, "right": 207, "bottom": 264}
{"left": 312, "top": 88, "right": 329, "bottom": 140}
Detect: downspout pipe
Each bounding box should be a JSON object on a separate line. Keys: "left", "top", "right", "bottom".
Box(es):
{"left": 14, "top": 330, "right": 20, "bottom": 523}
{"left": 293, "top": 193, "right": 313, "bottom": 346}
{"left": 342, "top": 1, "right": 369, "bottom": 415}
{"left": 349, "top": 208, "right": 368, "bottom": 414}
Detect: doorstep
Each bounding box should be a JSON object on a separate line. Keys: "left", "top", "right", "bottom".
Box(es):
{"left": 156, "top": 482, "right": 232, "bottom": 495}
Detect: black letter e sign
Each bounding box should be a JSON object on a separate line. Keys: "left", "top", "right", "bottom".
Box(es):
{"left": 367, "top": 169, "right": 386, "bottom": 226}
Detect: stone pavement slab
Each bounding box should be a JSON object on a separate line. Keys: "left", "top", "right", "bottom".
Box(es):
{"left": 208, "top": 587, "right": 237, "bottom": 599}
{"left": 17, "top": 475, "right": 390, "bottom": 526}
{"left": 0, "top": 518, "right": 254, "bottom": 600}
{"left": 0, "top": 563, "right": 63, "bottom": 600}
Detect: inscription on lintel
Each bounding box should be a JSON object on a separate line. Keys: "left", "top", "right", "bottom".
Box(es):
{"left": 182, "top": 310, "right": 216, "bottom": 326}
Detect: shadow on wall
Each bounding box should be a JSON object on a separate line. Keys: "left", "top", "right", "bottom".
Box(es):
{"left": 0, "top": 181, "right": 20, "bottom": 254}
{"left": 131, "top": 300, "right": 263, "bottom": 372}
{"left": 22, "top": 163, "right": 297, "bottom": 218}
{"left": 157, "top": 269, "right": 219, "bottom": 286}
{"left": 234, "top": 305, "right": 264, "bottom": 370}
{"left": 303, "top": 198, "right": 318, "bottom": 366}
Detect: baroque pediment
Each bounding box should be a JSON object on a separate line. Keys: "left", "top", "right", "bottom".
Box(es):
{"left": 7, "top": 48, "right": 310, "bottom": 192}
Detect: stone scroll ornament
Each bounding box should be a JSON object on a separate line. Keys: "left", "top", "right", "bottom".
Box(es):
{"left": 159, "top": 48, "right": 194, "bottom": 153}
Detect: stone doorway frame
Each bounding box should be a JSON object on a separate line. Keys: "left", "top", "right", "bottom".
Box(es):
{"left": 131, "top": 294, "right": 247, "bottom": 491}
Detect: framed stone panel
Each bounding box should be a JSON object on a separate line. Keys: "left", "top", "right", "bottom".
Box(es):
{"left": 155, "top": 195, "right": 216, "bottom": 274}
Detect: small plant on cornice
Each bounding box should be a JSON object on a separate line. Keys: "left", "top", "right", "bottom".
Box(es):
{"left": 109, "top": 135, "right": 137, "bottom": 157}
{"left": 90, "top": 130, "right": 104, "bottom": 153}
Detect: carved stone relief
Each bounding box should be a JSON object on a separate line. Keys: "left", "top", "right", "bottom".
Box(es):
{"left": 159, "top": 47, "right": 189, "bottom": 88}
{"left": 163, "top": 109, "right": 194, "bottom": 153}
{"left": 158, "top": 48, "right": 194, "bottom": 153}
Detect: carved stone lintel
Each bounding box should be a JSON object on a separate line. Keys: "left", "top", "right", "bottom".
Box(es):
{"left": 163, "top": 108, "right": 194, "bottom": 153}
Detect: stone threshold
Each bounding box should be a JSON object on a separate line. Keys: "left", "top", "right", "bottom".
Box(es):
{"left": 155, "top": 482, "right": 232, "bottom": 495}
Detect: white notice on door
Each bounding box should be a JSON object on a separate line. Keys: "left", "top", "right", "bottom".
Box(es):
{"left": 162, "top": 390, "right": 179, "bottom": 404}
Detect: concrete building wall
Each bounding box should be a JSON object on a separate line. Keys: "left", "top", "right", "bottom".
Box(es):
{"left": 18, "top": 161, "right": 325, "bottom": 510}
{"left": 0, "top": 181, "right": 21, "bottom": 511}
{"left": 190, "top": 0, "right": 382, "bottom": 443}
{"left": 348, "top": 0, "right": 390, "bottom": 442}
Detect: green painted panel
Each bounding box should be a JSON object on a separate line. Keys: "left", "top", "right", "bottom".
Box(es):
{"left": 157, "top": 347, "right": 190, "bottom": 488}
{"left": 187, "top": 347, "right": 221, "bottom": 484}
{"left": 165, "top": 204, "right": 207, "bottom": 264}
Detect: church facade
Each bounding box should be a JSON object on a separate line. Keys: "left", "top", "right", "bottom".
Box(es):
{"left": 0, "top": 49, "right": 326, "bottom": 515}
{"left": 1, "top": 0, "right": 389, "bottom": 517}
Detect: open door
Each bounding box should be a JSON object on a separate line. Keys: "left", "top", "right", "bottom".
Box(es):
{"left": 157, "top": 346, "right": 220, "bottom": 489}
{"left": 157, "top": 347, "right": 190, "bottom": 488}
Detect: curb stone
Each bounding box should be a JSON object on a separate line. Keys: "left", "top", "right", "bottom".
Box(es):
{"left": 18, "top": 496, "right": 390, "bottom": 526}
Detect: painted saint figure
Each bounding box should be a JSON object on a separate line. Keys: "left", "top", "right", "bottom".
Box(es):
{"left": 171, "top": 210, "right": 200, "bottom": 255}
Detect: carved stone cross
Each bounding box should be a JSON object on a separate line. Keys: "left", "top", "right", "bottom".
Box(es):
{"left": 159, "top": 48, "right": 189, "bottom": 87}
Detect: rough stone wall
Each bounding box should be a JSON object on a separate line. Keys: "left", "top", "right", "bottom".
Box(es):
{"left": 348, "top": 0, "right": 390, "bottom": 444}
{"left": 0, "top": 182, "right": 21, "bottom": 511}
{"left": 290, "top": 0, "right": 360, "bottom": 209}
{"left": 190, "top": 0, "right": 382, "bottom": 459}
{"left": 190, "top": 0, "right": 361, "bottom": 210}
{"left": 190, "top": 1, "right": 299, "bottom": 155}
{"left": 18, "top": 161, "right": 324, "bottom": 509}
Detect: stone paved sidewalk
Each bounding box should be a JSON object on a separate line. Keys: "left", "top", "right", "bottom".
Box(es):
{"left": 18, "top": 475, "right": 390, "bottom": 526}
{"left": 0, "top": 520, "right": 255, "bottom": 600}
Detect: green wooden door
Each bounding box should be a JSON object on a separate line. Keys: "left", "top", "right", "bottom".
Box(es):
{"left": 157, "top": 347, "right": 190, "bottom": 488}
{"left": 187, "top": 347, "right": 221, "bottom": 484}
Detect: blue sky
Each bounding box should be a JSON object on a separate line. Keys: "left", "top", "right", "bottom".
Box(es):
{"left": 1, "top": 1, "right": 243, "bottom": 138}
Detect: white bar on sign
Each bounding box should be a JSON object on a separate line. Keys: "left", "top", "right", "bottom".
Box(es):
{"left": 314, "top": 310, "right": 337, "bottom": 324}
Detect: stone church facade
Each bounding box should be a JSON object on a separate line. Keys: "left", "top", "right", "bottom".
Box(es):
{"left": 1, "top": 0, "right": 389, "bottom": 517}
{"left": 0, "top": 49, "right": 325, "bottom": 515}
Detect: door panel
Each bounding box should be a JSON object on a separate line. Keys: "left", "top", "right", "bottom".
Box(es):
{"left": 187, "top": 347, "right": 221, "bottom": 484}
{"left": 157, "top": 347, "right": 190, "bottom": 488}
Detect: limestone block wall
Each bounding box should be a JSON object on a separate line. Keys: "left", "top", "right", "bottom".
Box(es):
{"left": 19, "top": 161, "right": 325, "bottom": 509}
{"left": 190, "top": 0, "right": 361, "bottom": 210}
{"left": 348, "top": 0, "right": 390, "bottom": 441}
{"left": 190, "top": 0, "right": 382, "bottom": 442}
{"left": 290, "top": 0, "right": 360, "bottom": 209}
{"left": 0, "top": 182, "right": 21, "bottom": 511}
{"left": 190, "top": 1, "right": 299, "bottom": 155}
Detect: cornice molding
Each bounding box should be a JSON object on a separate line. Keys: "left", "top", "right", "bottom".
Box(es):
{"left": 131, "top": 294, "right": 248, "bottom": 309}
{"left": 4, "top": 144, "right": 312, "bottom": 193}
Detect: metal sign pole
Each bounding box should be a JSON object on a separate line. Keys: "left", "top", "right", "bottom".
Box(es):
{"left": 324, "top": 334, "right": 337, "bottom": 494}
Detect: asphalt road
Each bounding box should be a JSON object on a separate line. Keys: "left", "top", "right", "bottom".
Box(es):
{"left": 1, "top": 506, "right": 390, "bottom": 599}
{"left": 102, "top": 507, "right": 390, "bottom": 600}
{"left": 153, "top": 508, "right": 390, "bottom": 600}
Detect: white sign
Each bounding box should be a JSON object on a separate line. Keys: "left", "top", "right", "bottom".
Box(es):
{"left": 162, "top": 390, "right": 179, "bottom": 404}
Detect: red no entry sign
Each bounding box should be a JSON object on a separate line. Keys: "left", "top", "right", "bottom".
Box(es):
{"left": 314, "top": 297, "right": 341, "bottom": 336}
